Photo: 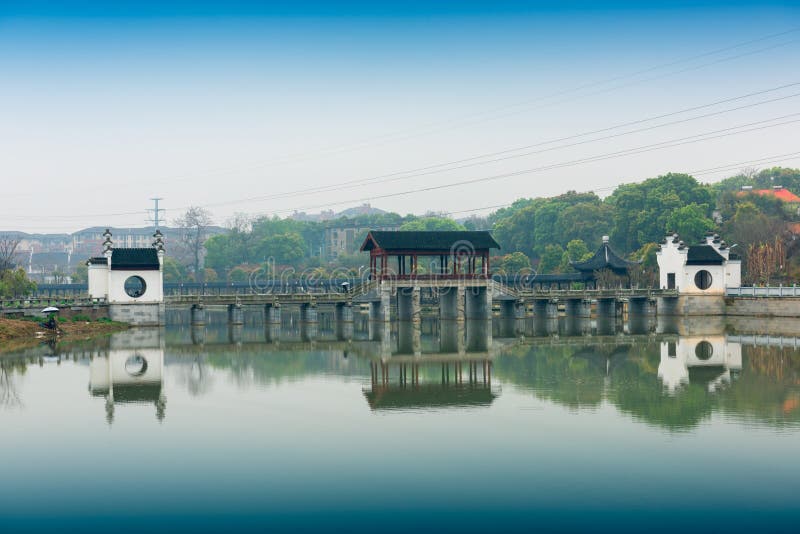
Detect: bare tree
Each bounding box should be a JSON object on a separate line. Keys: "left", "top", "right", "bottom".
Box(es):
{"left": 225, "top": 212, "right": 252, "bottom": 234}
{"left": 174, "top": 206, "right": 213, "bottom": 283}
{"left": 0, "top": 235, "right": 21, "bottom": 271}
{"left": 0, "top": 362, "right": 23, "bottom": 408}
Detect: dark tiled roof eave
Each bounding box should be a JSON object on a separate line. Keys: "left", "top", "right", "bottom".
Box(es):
{"left": 110, "top": 248, "right": 160, "bottom": 270}
{"left": 361, "top": 231, "right": 500, "bottom": 252}
{"left": 571, "top": 243, "right": 640, "bottom": 272}
{"left": 686, "top": 245, "right": 725, "bottom": 265}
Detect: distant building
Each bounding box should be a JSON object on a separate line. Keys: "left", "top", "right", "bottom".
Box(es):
{"left": 324, "top": 220, "right": 401, "bottom": 259}
{"left": 656, "top": 232, "right": 741, "bottom": 294}
{"left": 738, "top": 185, "right": 800, "bottom": 203}
{"left": 27, "top": 251, "right": 72, "bottom": 283}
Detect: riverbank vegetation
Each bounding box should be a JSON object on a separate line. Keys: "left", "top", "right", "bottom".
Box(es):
{"left": 0, "top": 317, "right": 128, "bottom": 350}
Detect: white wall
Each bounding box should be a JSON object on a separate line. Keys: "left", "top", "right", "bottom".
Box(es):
{"left": 87, "top": 263, "right": 108, "bottom": 299}
{"left": 683, "top": 264, "right": 727, "bottom": 295}
{"left": 108, "top": 269, "right": 163, "bottom": 303}
{"left": 657, "top": 233, "right": 741, "bottom": 294}
{"left": 89, "top": 348, "right": 164, "bottom": 390}
{"left": 658, "top": 335, "right": 742, "bottom": 393}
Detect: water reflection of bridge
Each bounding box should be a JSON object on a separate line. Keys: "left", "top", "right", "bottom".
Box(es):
{"left": 365, "top": 354, "right": 496, "bottom": 411}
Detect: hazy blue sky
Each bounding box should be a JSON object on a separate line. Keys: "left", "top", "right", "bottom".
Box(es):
{"left": 1, "top": 1, "right": 798, "bottom": 231}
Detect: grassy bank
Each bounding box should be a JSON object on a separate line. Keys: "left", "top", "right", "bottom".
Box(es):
{"left": 0, "top": 316, "right": 128, "bottom": 351}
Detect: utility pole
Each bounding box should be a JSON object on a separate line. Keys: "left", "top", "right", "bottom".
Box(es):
{"left": 147, "top": 198, "right": 165, "bottom": 230}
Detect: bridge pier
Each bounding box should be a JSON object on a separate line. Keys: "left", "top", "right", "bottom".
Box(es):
{"left": 300, "top": 303, "right": 318, "bottom": 341}
{"left": 440, "top": 285, "right": 465, "bottom": 322}
{"left": 595, "top": 314, "right": 617, "bottom": 335}
{"left": 228, "top": 324, "right": 243, "bottom": 345}
{"left": 265, "top": 303, "right": 281, "bottom": 325}
{"left": 466, "top": 287, "right": 492, "bottom": 350}
{"left": 190, "top": 304, "right": 206, "bottom": 326}
{"left": 499, "top": 300, "right": 517, "bottom": 337}
{"left": 369, "top": 285, "right": 391, "bottom": 323}
{"left": 596, "top": 298, "right": 617, "bottom": 318}
{"left": 565, "top": 298, "right": 591, "bottom": 319}
{"left": 465, "top": 287, "right": 490, "bottom": 320}
{"left": 439, "top": 317, "right": 466, "bottom": 354}
{"left": 397, "top": 287, "right": 421, "bottom": 323}
{"left": 627, "top": 297, "right": 654, "bottom": 317}
{"left": 658, "top": 296, "right": 679, "bottom": 316}
{"left": 227, "top": 303, "right": 244, "bottom": 325}
{"left": 191, "top": 324, "right": 206, "bottom": 345}
{"left": 334, "top": 302, "right": 354, "bottom": 341}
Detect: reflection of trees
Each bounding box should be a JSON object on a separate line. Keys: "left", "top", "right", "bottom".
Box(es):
{"left": 495, "top": 341, "right": 800, "bottom": 431}
{"left": 166, "top": 347, "right": 370, "bottom": 395}
{"left": 493, "top": 345, "right": 606, "bottom": 408}
{"left": 173, "top": 355, "right": 214, "bottom": 397}
{"left": 203, "top": 350, "right": 369, "bottom": 386}
{"left": 0, "top": 360, "right": 26, "bottom": 408}
{"left": 716, "top": 346, "right": 800, "bottom": 428}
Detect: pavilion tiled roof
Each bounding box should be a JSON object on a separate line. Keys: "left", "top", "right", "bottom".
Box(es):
{"left": 360, "top": 231, "right": 500, "bottom": 252}
{"left": 111, "top": 248, "right": 160, "bottom": 270}
{"left": 570, "top": 241, "right": 640, "bottom": 273}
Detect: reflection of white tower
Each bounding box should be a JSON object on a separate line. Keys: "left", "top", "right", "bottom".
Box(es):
{"left": 89, "top": 330, "right": 165, "bottom": 423}
{"left": 658, "top": 336, "right": 742, "bottom": 394}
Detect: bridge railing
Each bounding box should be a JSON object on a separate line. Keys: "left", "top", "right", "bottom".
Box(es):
{"left": 0, "top": 296, "right": 106, "bottom": 310}
{"left": 516, "top": 288, "right": 676, "bottom": 298}
{"left": 726, "top": 286, "right": 800, "bottom": 297}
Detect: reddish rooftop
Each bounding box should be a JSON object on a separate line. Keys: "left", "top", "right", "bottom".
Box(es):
{"left": 738, "top": 186, "right": 800, "bottom": 203}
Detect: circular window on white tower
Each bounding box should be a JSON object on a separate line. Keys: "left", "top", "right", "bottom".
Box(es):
{"left": 124, "top": 355, "right": 148, "bottom": 376}
{"left": 124, "top": 275, "right": 147, "bottom": 298}
{"left": 695, "top": 341, "right": 714, "bottom": 361}
{"left": 694, "top": 270, "right": 712, "bottom": 290}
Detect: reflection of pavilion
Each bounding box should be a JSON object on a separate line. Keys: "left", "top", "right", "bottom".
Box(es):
{"left": 365, "top": 355, "right": 497, "bottom": 411}
{"left": 658, "top": 336, "right": 742, "bottom": 394}
{"left": 89, "top": 330, "right": 166, "bottom": 423}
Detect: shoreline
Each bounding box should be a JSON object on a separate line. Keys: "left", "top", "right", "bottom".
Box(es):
{"left": 0, "top": 317, "right": 129, "bottom": 353}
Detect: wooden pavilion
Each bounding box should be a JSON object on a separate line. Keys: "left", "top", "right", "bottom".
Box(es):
{"left": 360, "top": 230, "right": 500, "bottom": 280}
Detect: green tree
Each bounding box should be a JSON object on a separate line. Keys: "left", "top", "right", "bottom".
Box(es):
{"left": 228, "top": 266, "right": 251, "bottom": 282}
{"left": 538, "top": 244, "right": 564, "bottom": 274}
{"left": 607, "top": 173, "right": 713, "bottom": 252}
{"left": 664, "top": 203, "right": 715, "bottom": 245}
{"left": 0, "top": 268, "right": 36, "bottom": 298}
{"left": 72, "top": 263, "right": 88, "bottom": 284}
{"left": 162, "top": 257, "right": 187, "bottom": 282}
{"left": 496, "top": 252, "right": 532, "bottom": 274}
{"left": 399, "top": 217, "right": 465, "bottom": 231}
{"left": 559, "top": 239, "right": 592, "bottom": 272}
{"left": 259, "top": 232, "right": 306, "bottom": 266}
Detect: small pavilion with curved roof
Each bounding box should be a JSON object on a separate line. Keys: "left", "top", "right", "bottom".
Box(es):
{"left": 529, "top": 236, "right": 641, "bottom": 289}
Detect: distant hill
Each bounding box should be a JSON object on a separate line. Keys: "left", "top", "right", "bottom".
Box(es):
{"left": 290, "top": 203, "right": 387, "bottom": 222}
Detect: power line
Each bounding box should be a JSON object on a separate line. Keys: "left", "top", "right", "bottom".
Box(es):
{"left": 188, "top": 83, "right": 800, "bottom": 211}
{"left": 441, "top": 151, "right": 800, "bottom": 218}
{"left": 3, "top": 112, "right": 797, "bottom": 225}
{"left": 253, "top": 114, "right": 800, "bottom": 217}
{"left": 34, "top": 26, "right": 797, "bottom": 192}
{"left": 8, "top": 151, "right": 800, "bottom": 232}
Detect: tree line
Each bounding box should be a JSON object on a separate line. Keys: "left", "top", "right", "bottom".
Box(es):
{"left": 176, "top": 167, "right": 799, "bottom": 285}
{"left": 6, "top": 165, "right": 800, "bottom": 296}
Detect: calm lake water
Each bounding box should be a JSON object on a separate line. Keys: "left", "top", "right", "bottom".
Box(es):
{"left": 1, "top": 313, "right": 799, "bottom": 533}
